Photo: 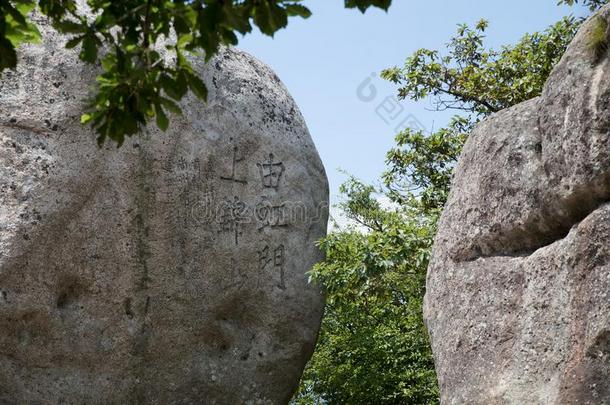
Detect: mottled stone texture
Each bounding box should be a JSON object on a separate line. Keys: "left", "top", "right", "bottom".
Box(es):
{"left": 425, "top": 6, "right": 610, "bottom": 405}
{"left": 0, "top": 16, "right": 328, "bottom": 405}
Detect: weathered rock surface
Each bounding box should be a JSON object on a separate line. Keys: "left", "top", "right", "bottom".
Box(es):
{"left": 0, "top": 15, "right": 328, "bottom": 405}
{"left": 425, "top": 6, "right": 610, "bottom": 404}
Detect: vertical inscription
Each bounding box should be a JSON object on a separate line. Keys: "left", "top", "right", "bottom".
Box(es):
{"left": 255, "top": 197, "right": 287, "bottom": 231}
{"left": 258, "top": 244, "right": 286, "bottom": 290}
{"left": 163, "top": 156, "right": 202, "bottom": 183}
{"left": 214, "top": 148, "right": 290, "bottom": 290}
{"left": 257, "top": 153, "right": 284, "bottom": 190}
{"left": 221, "top": 146, "right": 248, "bottom": 184}
{"left": 219, "top": 196, "right": 247, "bottom": 245}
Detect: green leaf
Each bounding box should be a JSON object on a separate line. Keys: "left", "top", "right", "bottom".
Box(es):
{"left": 254, "top": 1, "right": 289, "bottom": 36}
{"left": 159, "top": 74, "right": 182, "bottom": 100}
{"left": 285, "top": 4, "right": 312, "bottom": 18}
{"left": 176, "top": 33, "right": 193, "bottom": 49}
{"left": 55, "top": 20, "right": 86, "bottom": 34}
{"left": 5, "top": 4, "right": 27, "bottom": 27}
{"left": 186, "top": 71, "right": 208, "bottom": 101}
{"left": 155, "top": 103, "right": 169, "bottom": 131}
{"left": 79, "top": 34, "right": 98, "bottom": 63}
{"left": 221, "top": 28, "right": 238, "bottom": 46}
{"left": 4, "top": 26, "right": 25, "bottom": 47}
{"left": 100, "top": 53, "right": 115, "bottom": 71}
{"left": 160, "top": 97, "right": 182, "bottom": 114}
{"left": 65, "top": 35, "right": 83, "bottom": 49}
{"left": 344, "top": 0, "right": 393, "bottom": 13}
{"left": 3, "top": 4, "right": 42, "bottom": 48}
{"left": 80, "top": 113, "right": 93, "bottom": 124}
{"left": 0, "top": 37, "right": 17, "bottom": 70}
{"left": 174, "top": 16, "right": 191, "bottom": 36}
{"left": 175, "top": 70, "right": 189, "bottom": 98}
{"left": 14, "top": 2, "right": 37, "bottom": 17}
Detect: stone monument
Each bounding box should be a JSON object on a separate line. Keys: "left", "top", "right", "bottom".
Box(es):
{"left": 0, "top": 16, "right": 328, "bottom": 404}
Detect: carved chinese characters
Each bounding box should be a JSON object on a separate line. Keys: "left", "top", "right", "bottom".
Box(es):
{"left": 256, "top": 197, "right": 287, "bottom": 231}
{"left": 221, "top": 145, "right": 248, "bottom": 184}
{"left": 215, "top": 145, "right": 289, "bottom": 290}
{"left": 219, "top": 196, "right": 247, "bottom": 245}
{"left": 259, "top": 244, "right": 286, "bottom": 290}
{"left": 258, "top": 153, "right": 284, "bottom": 190}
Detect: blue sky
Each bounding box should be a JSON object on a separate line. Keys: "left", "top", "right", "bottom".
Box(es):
{"left": 238, "top": 1, "right": 589, "bottom": 210}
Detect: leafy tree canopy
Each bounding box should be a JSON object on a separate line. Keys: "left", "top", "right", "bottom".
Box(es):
{"left": 0, "top": 0, "right": 393, "bottom": 145}
{"left": 292, "top": 178, "right": 440, "bottom": 405}
{"left": 559, "top": 0, "right": 608, "bottom": 11}
{"left": 381, "top": 17, "right": 580, "bottom": 117}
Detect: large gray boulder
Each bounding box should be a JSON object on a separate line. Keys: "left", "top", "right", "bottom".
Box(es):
{"left": 0, "top": 15, "right": 328, "bottom": 405}
{"left": 425, "top": 6, "right": 610, "bottom": 404}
